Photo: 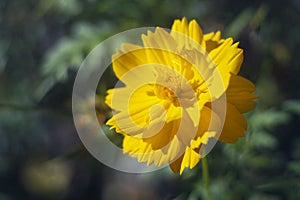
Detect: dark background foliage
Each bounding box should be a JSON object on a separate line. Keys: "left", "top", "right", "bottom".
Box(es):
{"left": 1, "top": 0, "right": 300, "bottom": 199}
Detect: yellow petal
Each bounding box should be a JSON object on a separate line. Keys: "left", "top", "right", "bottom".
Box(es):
{"left": 179, "top": 147, "right": 201, "bottom": 174}
{"left": 107, "top": 113, "right": 144, "bottom": 135}
{"left": 142, "top": 28, "right": 177, "bottom": 51}
{"left": 105, "top": 85, "right": 162, "bottom": 136}
{"left": 200, "top": 104, "right": 222, "bottom": 131}
{"left": 226, "top": 75, "right": 257, "bottom": 113}
{"left": 141, "top": 29, "right": 179, "bottom": 70}
{"left": 190, "top": 105, "right": 220, "bottom": 149}
{"left": 175, "top": 108, "right": 198, "bottom": 146}
{"left": 188, "top": 19, "right": 203, "bottom": 44}
{"left": 165, "top": 103, "right": 182, "bottom": 123}
{"left": 142, "top": 120, "right": 177, "bottom": 150}
{"left": 169, "top": 154, "right": 183, "bottom": 174}
{"left": 112, "top": 47, "right": 146, "bottom": 80}
{"left": 123, "top": 133, "right": 186, "bottom": 167}
{"left": 106, "top": 85, "right": 160, "bottom": 113}
{"left": 190, "top": 131, "right": 216, "bottom": 149}
{"left": 227, "top": 74, "right": 256, "bottom": 92}
{"left": 218, "top": 103, "right": 247, "bottom": 143}
{"left": 171, "top": 17, "right": 204, "bottom": 50}
{"left": 202, "top": 31, "right": 223, "bottom": 51}
{"left": 171, "top": 17, "right": 189, "bottom": 36}
{"left": 209, "top": 38, "right": 244, "bottom": 75}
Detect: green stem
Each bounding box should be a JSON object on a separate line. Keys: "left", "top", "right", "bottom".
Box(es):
{"left": 202, "top": 156, "right": 212, "bottom": 200}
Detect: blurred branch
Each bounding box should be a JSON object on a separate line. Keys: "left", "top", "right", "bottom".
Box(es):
{"left": 249, "top": 4, "right": 269, "bottom": 29}
{"left": 225, "top": 4, "right": 269, "bottom": 38}
{"left": 0, "top": 102, "right": 70, "bottom": 116}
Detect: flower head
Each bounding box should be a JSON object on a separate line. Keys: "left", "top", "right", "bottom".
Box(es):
{"left": 105, "top": 17, "right": 257, "bottom": 174}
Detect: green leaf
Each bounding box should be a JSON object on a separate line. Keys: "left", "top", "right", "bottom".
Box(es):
{"left": 283, "top": 100, "right": 300, "bottom": 115}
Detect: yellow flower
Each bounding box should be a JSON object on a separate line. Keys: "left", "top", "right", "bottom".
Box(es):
{"left": 105, "top": 17, "right": 257, "bottom": 174}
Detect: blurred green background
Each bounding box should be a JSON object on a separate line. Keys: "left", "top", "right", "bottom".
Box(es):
{"left": 1, "top": 0, "right": 300, "bottom": 199}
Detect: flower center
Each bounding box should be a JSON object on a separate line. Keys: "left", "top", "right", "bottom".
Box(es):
{"left": 152, "top": 66, "right": 197, "bottom": 108}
